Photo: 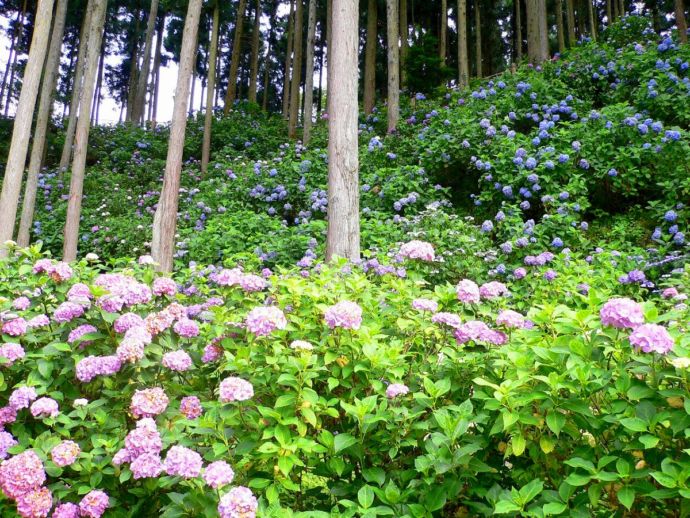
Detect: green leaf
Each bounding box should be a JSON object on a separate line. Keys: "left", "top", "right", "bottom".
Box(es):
{"left": 651, "top": 472, "right": 677, "bottom": 488}
{"left": 503, "top": 412, "right": 519, "bottom": 430}
{"left": 639, "top": 434, "right": 660, "bottom": 449}
{"left": 543, "top": 502, "right": 567, "bottom": 515}
{"left": 519, "top": 479, "right": 544, "bottom": 505}
{"left": 358, "top": 485, "right": 375, "bottom": 509}
{"left": 362, "top": 467, "right": 386, "bottom": 487}
{"left": 617, "top": 486, "right": 635, "bottom": 510}
{"left": 620, "top": 417, "right": 648, "bottom": 432}
{"left": 494, "top": 500, "right": 522, "bottom": 514}
{"left": 512, "top": 434, "right": 526, "bottom": 456}
{"left": 546, "top": 411, "right": 566, "bottom": 436}
{"left": 334, "top": 433, "right": 358, "bottom": 453}
{"left": 564, "top": 473, "right": 592, "bottom": 486}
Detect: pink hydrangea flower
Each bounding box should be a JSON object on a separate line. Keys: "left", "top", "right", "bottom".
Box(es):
{"left": 67, "top": 325, "right": 97, "bottom": 346}
{"left": 173, "top": 318, "right": 199, "bottom": 338}
{"left": 240, "top": 274, "right": 267, "bottom": 292}
{"left": 130, "top": 452, "right": 163, "bottom": 479}
{"left": 94, "top": 273, "right": 152, "bottom": 313}
{"left": 180, "top": 396, "right": 203, "bottom": 419}
{"left": 245, "top": 306, "right": 287, "bottom": 336}
{"left": 78, "top": 490, "right": 109, "bottom": 518}
{"left": 9, "top": 386, "right": 38, "bottom": 410}
{"left": 51, "top": 441, "right": 81, "bottom": 467}
{"left": 479, "top": 281, "right": 509, "bottom": 300}
{"left": 386, "top": 383, "right": 410, "bottom": 398}
{"left": 324, "top": 301, "right": 362, "bottom": 330}
{"left": 411, "top": 298, "right": 439, "bottom": 312}
{"left": 162, "top": 350, "right": 193, "bottom": 372}
{"left": 431, "top": 312, "right": 462, "bottom": 329}
{"left": 16, "top": 486, "right": 52, "bottom": 518}
{"left": 152, "top": 277, "right": 178, "bottom": 297}
{"left": 456, "top": 279, "right": 481, "bottom": 303}
{"left": 0, "top": 431, "right": 18, "bottom": 460}
{"left": 130, "top": 388, "right": 169, "bottom": 418}
{"left": 12, "top": 297, "right": 31, "bottom": 311}
{"left": 629, "top": 324, "right": 675, "bottom": 354}
{"left": 114, "top": 313, "right": 145, "bottom": 334}
{"left": 163, "top": 445, "right": 202, "bottom": 478}
{"left": 48, "top": 262, "right": 73, "bottom": 282}
{"left": 218, "top": 486, "right": 258, "bottom": 518}
{"left": 202, "top": 343, "right": 223, "bottom": 363}
{"left": 210, "top": 268, "right": 244, "bottom": 286}
{"left": 32, "top": 259, "right": 53, "bottom": 274}
{"left": 27, "top": 315, "right": 50, "bottom": 328}
{"left": 399, "top": 240, "right": 435, "bottom": 261}
{"left": 66, "top": 283, "right": 92, "bottom": 303}
{"left": 203, "top": 460, "right": 235, "bottom": 488}
{"left": 76, "top": 355, "right": 121, "bottom": 382}
{"left": 219, "top": 377, "right": 254, "bottom": 403}
{"left": 662, "top": 287, "right": 679, "bottom": 299}
{"left": 52, "top": 502, "right": 80, "bottom": 518}
{"left": 2, "top": 318, "right": 27, "bottom": 337}
{"left": 53, "top": 302, "right": 85, "bottom": 323}
{"left": 496, "top": 310, "right": 527, "bottom": 329}
{"left": 124, "top": 418, "right": 163, "bottom": 459}
{"left": 0, "top": 450, "right": 46, "bottom": 499}
{"left": 30, "top": 397, "right": 59, "bottom": 419}
{"left": 0, "top": 406, "right": 17, "bottom": 427}
{"left": 600, "top": 298, "right": 645, "bottom": 329}
{"left": 0, "top": 343, "right": 25, "bottom": 366}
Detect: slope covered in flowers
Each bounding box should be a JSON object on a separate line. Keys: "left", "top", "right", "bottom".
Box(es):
{"left": 0, "top": 14, "right": 689, "bottom": 518}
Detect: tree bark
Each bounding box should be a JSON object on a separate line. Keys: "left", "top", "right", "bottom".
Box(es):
{"left": 326, "top": 0, "right": 359, "bottom": 262}
{"left": 17, "top": 0, "right": 69, "bottom": 248}
{"left": 676, "top": 0, "right": 688, "bottom": 43}
{"left": 0, "top": 0, "right": 27, "bottom": 115}
{"left": 302, "top": 0, "right": 317, "bottom": 144}
{"left": 125, "top": 11, "right": 143, "bottom": 123}
{"left": 363, "top": 0, "right": 377, "bottom": 115}
{"left": 326, "top": 0, "right": 332, "bottom": 112}
{"left": 458, "top": 0, "right": 469, "bottom": 86}
{"left": 62, "top": 0, "right": 108, "bottom": 262}
{"left": 150, "top": 13, "right": 164, "bottom": 125}
{"left": 606, "top": 0, "right": 612, "bottom": 24}
{"left": 399, "top": 0, "right": 408, "bottom": 86}
{"left": 555, "top": 0, "right": 565, "bottom": 53}
{"left": 288, "top": 0, "right": 304, "bottom": 138}
{"left": 515, "top": 0, "right": 523, "bottom": 62}
{"left": 440, "top": 0, "right": 447, "bottom": 65}
{"left": 282, "top": 0, "right": 295, "bottom": 117}
{"left": 526, "top": 0, "right": 548, "bottom": 64}
{"left": 566, "top": 0, "right": 576, "bottom": 46}
{"left": 151, "top": 0, "right": 203, "bottom": 272}
{"left": 248, "top": 0, "right": 262, "bottom": 103}
{"left": 386, "top": 0, "right": 399, "bottom": 133}
{"left": 60, "top": 1, "right": 94, "bottom": 171}
{"left": 131, "top": 0, "right": 159, "bottom": 124}
{"left": 91, "top": 32, "right": 106, "bottom": 125}
{"left": 0, "top": 0, "right": 55, "bottom": 255}
{"left": 224, "top": 0, "right": 248, "bottom": 112}
{"left": 474, "top": 0, "right": 481, "bottom": 77}
{"left": 588, "top": 0, "right": 597, "bottom": 40}
{"left": 201, "top": 2, "right": 220, "bottom": 176}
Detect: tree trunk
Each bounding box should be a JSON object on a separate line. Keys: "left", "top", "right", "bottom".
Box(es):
{"left": 363, "top": 0, "right": 377, "bottom": 114}
{"left": 0, "top": 0, "right": 55, "bottom": 255}
{"left": 150, "top": 14, "right": 164, "bottom": 125}
{"left": 539, "top": 0, "right": 549, "bottom": 59}
{"left": 566, "top": 0, "right": 576, "bottom": 46}
{"left": 588, "top": 0, "right": 597, "bottom": 40}
{"left": 556, "top": 0, "right": 565, "bottom": 53}
{"left": 474, "top": 0, "right": 481, "bottom": 77}
{"left": 526, "top": 0, "right": 548, "bottom": 64}
{"left": 91, "top": 32, "right": 106, "bottom": 125}
{"left": 201, "top": 3, "right": 220, "bottom": 176}
{"left": 618, "top": 0, "right": 624, "bottom": 18}
{"left": 612, "top": 0, "right": 618, "bottom": 20}
{"left": 386, "top": 0, "right": 399, "bottom": 133}
{"left": 676, "top": 0, "right": 688, "bottom": 43}
{"left": 325, "top": 0, "right": 359, "bottom": 262}
{"left": 302, "top": 0, "right": 317, "bottom": 144}
{"left": 326, "top": 0, "right": 332, "bottom": 112}
{"left": 288, "top": 0, "right": 304, "bottom": 138}
{"left": 606, "top": 0, "right": 612, "bottom": 24}
{"left": 17, "top": 0, "right": 69, "bottom": 248}
{"left": 458, "top": 0, "right": 469, "bottom": 86}
{"left": 151, "top": 0, "right": 203, "bottom": 272}
{"left": 224, "top": 0, "right": 248, "bottom": 112}
{"left": 440, "top": 0, "right": 447, "bottom": 65}
{"left": 400, "top": 0, "right": 408, "bottom": 86}
{"left": 60, "top": 2, "right": 94, "bottom": 171}
{"left": 125, "top": 12, "right": 143, "bottom": 123}
{"left": 282, "top": 0, "right": 295, "bottom": 117}
{"left": 248, "top": 0, "right": 261, "bottom": 102}
{"left": 516, "top": 0, "right": 523, "bottom": 61}
{"left": 131, "top": 0, "right": 159, "bottom": 124}
{"left": 317, "top": 30, "right": 324, "bottom": 114}
{"left": 62, "top": 0, "right": 108, "bottom": 262}
{"left": 577, "top": 0, "right": 585, "bottom": 37}
{"left": 0, "top": 0, "right": 27, "bottom": 115}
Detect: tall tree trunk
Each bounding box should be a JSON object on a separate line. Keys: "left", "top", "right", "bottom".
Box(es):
{"left": 612, "top": 0, "right": 618, "bottom": 20}
{"left": 62, "top": 0, "right": 108, "bottom": 261}
{"left": 458, "top": 0, "right": 469, "bottom": 86}
{"left": 577, "top": 0, "right": 585, "bottom": 37}
{"left": 566, "top": 0, "right": 576, "bottom": 46}
{"left": 151, "top": 0, "right": 203, "bottom": 272}
{"left": 526, "top": 0, "right": 548, "bottom": 63}
{"left": 326, "top": 0, "right": 332, "bottom": 112}
{"left": 400, "top": 0, "right": 408, "bottom": 86}
{"left": 60, "top": 2, "right": 93, "bottom": 170}
{"left": 619, "top": 0, "right": 624, "bottom": 18}
{"left": 556, "top": 0, "right": 565, "bottom": 53}
{"left": 125, "top": 12, "right": 143, "bottom": 123}
{"left": 302, "top": 0, "right": 317, "bottom": 144}
{"left": 63, "top": 41, "right": 76, "bottom": 118}
{"left": 516, "top": 0, "right": 523, "bottom": 61}
{"left": 363, "top": 0, "right": 377, "bottom": 115}
{"left": 150, "top": 14, "right": 164, "bottom": 125}
{"left": 224, "top": 0, "right": 248, "bottom": 112}
{"left": 317, "top": 30, "right": 324, "bottom": 114}
{"left": 326, "top": 0, "right": 359, "bottom": 261}
{"left": 132, "top": 0, "right": 159, "bottom": 124}
{"left": 386, "top": 0, "right": 399, "bottom": 133}
{"left": 16, "top": 0, "right": 68, "bottom": 248}
{"left": 201, "top": 2, "right": 220, "bottom": 176}
{"left": 588, "top": 0, "right": 597, "bottom": 40}
{"left": 288, "top": 0, "right": 304, "bottom": 138}
{"left": 474, "top": 0, "right": 481, "bottom": 77}
{"left": 440, "top": 0, "right": 447, "bottom": 65}
{"left": 0, "top": 0, "right": 55, "bottom": 255}
{"left": 676, "top": 0, "right": 688, "bottom": 43}
{"left": 91, "top": 32, "right": 106, "bottom": 125}
{"left": 248, "top": 0, "right": 261, "bottom": 102}
{"left": 0, "top": 0, "right": 27, "bottom": 115}
{"left": 282, "top": 0, "right": 295, "bottom": 117}
{"left": 189, "top": 73, "right": 196, "bottom": 115}
{"left": 606, "top": 0, "right": 612, "bottom": 24}
{"left": 539, "top": 0, "right": 549, "bottom": 59}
